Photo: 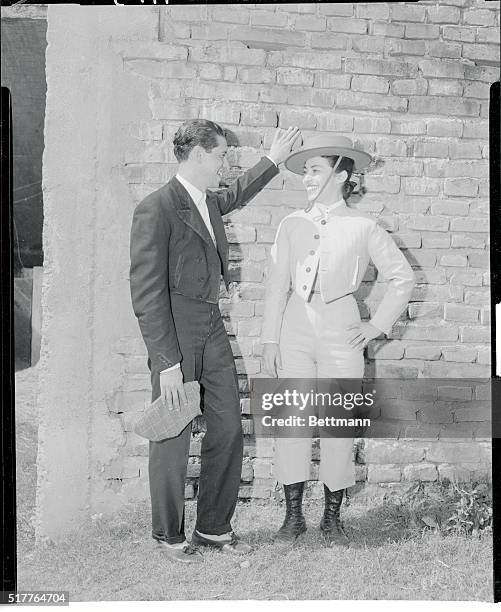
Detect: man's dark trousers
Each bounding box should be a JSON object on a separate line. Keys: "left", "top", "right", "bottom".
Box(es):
{"left": 149, "top": 293, "right": 242, "bottom": 544}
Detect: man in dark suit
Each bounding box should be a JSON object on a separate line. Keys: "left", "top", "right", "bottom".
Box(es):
{"left": 130, "top": 119, "right": 300, "bottom": 562}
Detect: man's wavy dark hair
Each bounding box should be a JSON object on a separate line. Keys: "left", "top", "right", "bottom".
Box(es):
{"left": 173, "top": 119, "right": 225, "bottom": 162}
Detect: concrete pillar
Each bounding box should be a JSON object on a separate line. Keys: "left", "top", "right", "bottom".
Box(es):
{"left": 36, "top": 5, "right": 156, "bottom": 541}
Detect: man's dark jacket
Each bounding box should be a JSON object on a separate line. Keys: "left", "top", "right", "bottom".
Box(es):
{"left": 130, "top": 157, "right": 279, "bottom": 373}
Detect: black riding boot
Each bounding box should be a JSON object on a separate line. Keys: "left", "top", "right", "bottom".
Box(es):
{"left": 320, "top": 485, "right": 349, "bottom": 547}
{"left": 273, "top": 482, "right": 307, "bottom": 543}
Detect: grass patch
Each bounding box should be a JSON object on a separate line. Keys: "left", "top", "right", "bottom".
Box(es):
{"left": 16, "top": 368, "right": 493, "bottom": 602}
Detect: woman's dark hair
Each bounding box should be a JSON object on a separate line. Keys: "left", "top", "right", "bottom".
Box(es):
{"left": 173, "top": 119, "right": 225, "bottom": 162}
{"left": 321, "top": 155, "right": 358, "bottom": 200}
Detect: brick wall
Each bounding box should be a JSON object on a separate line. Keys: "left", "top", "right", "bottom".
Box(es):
{"left": 110, "top": 1, "right": 499, "bottom": 502}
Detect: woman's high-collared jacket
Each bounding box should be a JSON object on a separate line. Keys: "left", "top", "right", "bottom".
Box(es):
{"left": 261, "top": 201, "right": 416, "bottom": 343}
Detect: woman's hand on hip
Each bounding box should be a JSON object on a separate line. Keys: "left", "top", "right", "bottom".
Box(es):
{"left": 347, "top": 322, "right": 382, "bottom": 350}
{"left": 262, "top": 343, "right": 282, "bottom": 378}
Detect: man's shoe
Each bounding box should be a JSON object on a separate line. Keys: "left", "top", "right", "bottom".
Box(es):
{"left": 273, "top": 482, "right": 307, "bottom": 544}
{"left": 191, "top": 530, "right": 252, "bottom": 555}
{"left": 154, "top": 539, "right": 204, "bottom": 564}
{"left": 320, "top": 486, "right": 350, "bottom": 547}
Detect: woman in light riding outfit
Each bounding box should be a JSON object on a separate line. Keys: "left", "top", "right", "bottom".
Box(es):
{"left": 261, "top": 135, "right": 415, "bottom": 546}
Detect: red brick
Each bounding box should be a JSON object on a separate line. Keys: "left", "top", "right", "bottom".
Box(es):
{"left": 463, "top": 81, "right": 492, "bottom": 99}
{"left": 278, "top": 109, "right": 317, "bottom": 129}
{"left": 241, "top": 108, "right": 277, "bottom": 127}
{"left": 376, "top": 138, "right": 407, "bottom": 156}
{"left": 391, "top": 4, "right": 426, "bottom": 22}
{"left": 238, "top": 67, "right": 275, "bottom": 84}
{"left": 405, "top": 344, "right": 442, "bottom": 359}
{"left": 449, "top": 142, "right": 483, "bottom": 159}
{"left": 412, "top": 284, "right": 462, "bottom": 302}
{"left": 476, "top": 27, "right": 501, "bottom": 44}
{"left": 190, "top": 44, "right": 266, "bottom": 66}
{"left": 444, "top": 304, "right": 479, "bottom": 322}
{"left": 229, "top": 26, "right": 306, "bottom": 49}
{"left": 386, "top": 39, "right": 427, "bottom": 57}
{"left": 464, "top": 288, "right": 491, "bottom": 306}
{"left": 460, "top": 326, "right": 490, "bottom": 343}
{"left": 450, "top": 270, "right": 483, "bottom": 287}
{"left": 354, "top": 117, "right": 391, "bottom": 134}
{"left": 402, "top": 464, "right": 438, "bottom": 481}
{"left": 191, "top": 24, "right": 232, "bottom": 40}
{"left": 316, "top": 114, "right": 354, "bottom": 132}
{"left": 414, "top": 269, "right": 447, "bottom": 284}
{"left": 419, "top": 58, "right": 465, "bottom": 79}
{"left": 422, "top": 233, "right": 450, "bottom": 249}
{"left": 250, "top": 11, "right": 288, "bottom": 28}
{"left": 409, "top": 97, "right": 480, "bottom": 117}
{"left": 463, "top": 44, "right": 500, "bottom": 64}
{"left": 373, "top": 22, "right": 405, "bottom": 37}
{"left": 392, "top": 322, "right": 458, "bottom": 342}
{"left": 391, "top": 119, "right": 426, "bottom": 135}
{"left": 351, "top": 37, "right": 386, "bottom": 54}
{"left": 364, "top": 175, "right": 401, "bottom": 194}
{"left": 427, "top": 41, "right": 462, "bottom": 59}
{"left": 268, "top": 50, "right": 342, "bottom": 71}
{"left": 477, "top": 346, "right": 491, "bottom": 364}
{"left": 259, "top": 86, "right": 288, "bottom": 105}
{"left": 278, "top": 4, "right": 316, "bottom": 14}
{"left": 337, "top": 90, "right": 407, "bottom": 113}
{"left": 442, "top": 25, "right": 475, "bottom": 42}
{"left": 314, "top": 73, "right": 351, "bottom": 89}
{"left": 441, "top": 253, "right": 469, "bottom": 267}
{"left": 327, "top": 17, "right": 368, "bottom": 34}
{"left": 423, "top": 362, "right": 490, "bottom": 378}
{"left": 402, "top": 178, "right": 441, "bottom": 197}
{"left": 277, "top": 67, "right": 314, "bottom": 86}
{"left": 169, "top": 5, "right": 208, "bottom": 21}
{"left": 319, "top": 3, "right": 354, "bottom": 16}
{"left": 413, "top": 139, "right": 449, "bottom": 158}
{"left": 429, "top": 79, "right": 463, "bottom": 97}
{"left": 408, "top": 302, "right": 443, "bottom": 319}
{"left": 199, "top": 101, "right": 241, "bottom": 125}
{"left": 310, "top": 33, "right": 349, "bottom": 50}
{"left": 185, "top": 80, "right": 259, "bottom": 102}
{"left": 345, "top": 58, "right": 417, "bottom": 77}
{"left": 450, "top": 217, "right": 489, "bottom": 233}
{"left": 426, "top": 119, "right": 463, "bottom": 137}
{"left": 286, "top": 87, "right": 335, "bottom": 108}
{"left": 427, "top": 5, "right": 461, "bottom": 23}
{"left": 468, "top": 252, "right": 489, "bottom": 269}
{"left": 210, "top": 6, "right": 249, "bottom": 24}
{"left": 445, "top": 161, "right": 488, "bottom": 179}
{"left": 430, "top": 199, "right": 470, "bottom": 216}
{"left": 405, "top": 24, "right": 440, "bottom": 39}
{"left": 464, "top": 64, "right": 500, "bottom": 83}
{"left": 294, "top": 15, "right": 327, "bottom": 31}
{"left": 463, "top": 9, "right": 497, "bottom": 26}
{"left": 352, "top": 75, "right": 389, "bottom": 94}
{"left": 406, "top": 215, "right": 449, "bottom": 232}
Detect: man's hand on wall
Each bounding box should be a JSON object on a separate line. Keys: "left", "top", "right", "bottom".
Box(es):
{"left": 160, "top": 368, "right": 188, "bottom": 411}
{"left": 268, "top": 126, "right": 302, "bottom": 166}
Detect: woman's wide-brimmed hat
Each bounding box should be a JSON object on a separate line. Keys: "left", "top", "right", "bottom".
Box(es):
{"left": 284, "top": 134, "right": 373, "bottom": 175}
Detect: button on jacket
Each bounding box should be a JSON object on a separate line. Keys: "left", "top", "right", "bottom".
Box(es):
{"left": 130, "top": 156, "right": 279, "bottom": 373}
{"left": 261, "top": 201, "right": 415, "bottom": 343}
